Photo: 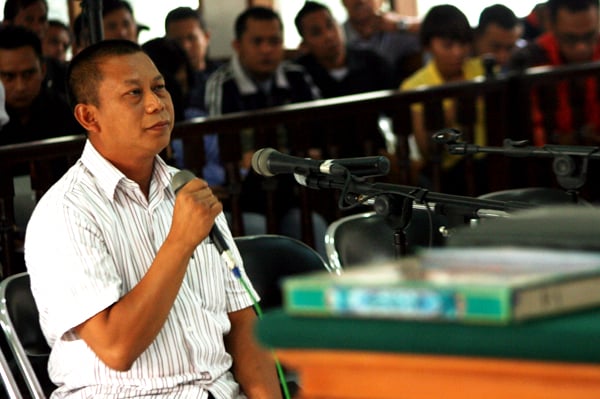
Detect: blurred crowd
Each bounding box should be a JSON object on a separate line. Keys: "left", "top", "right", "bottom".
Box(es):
{"left": 2, "top": 0, "right": 599, "bottom": 240}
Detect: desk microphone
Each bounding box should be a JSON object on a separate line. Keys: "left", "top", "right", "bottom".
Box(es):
{"left": 251, "top": 147, "right": 390, "bottom": 178}
{"left": 171, "top": 170, "right": 238, "bottom": 275}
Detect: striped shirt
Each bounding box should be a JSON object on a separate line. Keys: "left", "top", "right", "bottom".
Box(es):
{"left": 205, "top": 53, "right": 320, "bottom": 117}
{"left": 24, "top": 141, "right": 257, "bottom": 399}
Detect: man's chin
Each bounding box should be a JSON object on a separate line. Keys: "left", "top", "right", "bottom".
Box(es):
{"left": 8, "top": 100, "right": 33, "bottom": 110}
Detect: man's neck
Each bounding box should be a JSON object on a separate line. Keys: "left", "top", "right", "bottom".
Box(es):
{"left": 196, "top": 57, "right": 206, "bottom": 72}
{"left": 319, "top": 49, "right": 347, "bottom": 71}
{"left": 116, "top": 159, "right": 155, "bottom": 199}
{"left": 243, "top": 66, "right": 275, "bottom": 87}
{"left": 349, "top": 14, "right": 378, "bottom": 39}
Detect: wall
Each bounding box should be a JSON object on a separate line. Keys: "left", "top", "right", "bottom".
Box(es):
{"left": 204, "top": 0, "right": 245, "bottom": 59}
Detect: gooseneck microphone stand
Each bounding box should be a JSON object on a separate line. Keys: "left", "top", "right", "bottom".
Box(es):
{"left": 434, "top": 128, "right": 600, "bottom": 196}
{"left": 298, "top": 172, "right": 534, "bottom": 258}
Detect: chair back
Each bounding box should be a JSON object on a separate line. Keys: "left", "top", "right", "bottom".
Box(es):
{"left": 0, "top": 272, "right": 54, "bottom": 399}
{"left": 234, "top": 234, "right": 330, "bottom": 310}
{"left": 325, "top": 210, "right": 447, "bottom": 270}
{"left": 477, "top": 187, "right": 590, "bottom": 206}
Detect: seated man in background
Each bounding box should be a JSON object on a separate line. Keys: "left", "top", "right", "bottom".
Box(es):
{"left": 341, "top": 0, "right": 422, "bottom": 86}
{"left": 25, "top": 39, "right": 282, "bottom": 398}
{"left": 400, "top": 4, "right": 486, "bottom": 195}
{"left": 165, "top": 6, "right": 224, "bottom": 185}
{"left": 2, "top": 0, "right": 67, "bottom": 98}
{"left": 0, "top": 25, "right": 83, "bottom": 146}
{"left": 0, "top": 25, "right": 84, "bottom": 253}
{"left": 165, "top": 6, "right": 220, "bottom": 117}
{"left": 294, "top": 1, "right": 393, "bottom": 160}
{"left": 294, "top": 1, "right": 394, "bottom": 98}
{"left": 509, "top": 0, "right": 600, "bottom": 147}
{"left": 474, "top": 4, "right": 524, "bottom": 72}
{"left": 42, "top": 19, "right": 71, "bottom": 63}
{"left": 2, "top": 0, "right": 48, "bottom": 38}
{"left": 206, "top": 6, "right": 326, "bottom": 253}
{"left": 206, "top": 7, "right": 319, "bottom": 120}
{"left": 102, "top": 0, "right": 143, "bottom": 43}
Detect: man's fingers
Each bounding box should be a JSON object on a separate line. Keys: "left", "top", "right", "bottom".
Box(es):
{"left": 177, "top": 178, "right": 209, "bottom": 194}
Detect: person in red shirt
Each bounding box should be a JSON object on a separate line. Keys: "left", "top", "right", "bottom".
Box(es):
{"left": 510, "top": 0, "right": 600, "bottom": 146}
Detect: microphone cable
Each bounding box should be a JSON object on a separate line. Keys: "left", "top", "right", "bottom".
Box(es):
{"left": 172, "top": 170, "right": 291, "bottom": 397}
{"left": 226, "top": 256, "right": 292, "bottom": 399}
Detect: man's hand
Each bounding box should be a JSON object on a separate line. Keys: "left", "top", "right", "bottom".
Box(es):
{"left": 170, "top": 178, "right": 223, "bottom": 250}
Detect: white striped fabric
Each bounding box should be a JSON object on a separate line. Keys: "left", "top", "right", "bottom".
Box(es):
{"left": 25, "top": 141, "right": 257, "bottom": 399}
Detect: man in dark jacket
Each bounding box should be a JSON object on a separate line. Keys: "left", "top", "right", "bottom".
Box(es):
{"left": 0, "top": 25, "right": 83, "bottom": 146}
{"left": 294, "top": 1, "right": 394, "bottom": 98}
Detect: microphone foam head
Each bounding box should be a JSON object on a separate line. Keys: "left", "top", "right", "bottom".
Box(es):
{"left": 171, "top": 169, "right": 196, "bottom": 193}
{"left": 251, "top": 147, "right": 276, "bottom": 177}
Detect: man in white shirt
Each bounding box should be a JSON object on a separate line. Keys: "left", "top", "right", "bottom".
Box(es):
{"left": 24, "top": 39, "right": 281, "bottom": 399}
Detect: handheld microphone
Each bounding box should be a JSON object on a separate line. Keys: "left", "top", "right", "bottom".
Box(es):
{"left": 251, "top": 147, "right": 390, "bottom": 178}
{"left": 171, "top": 170, "right": 238, "bottom": 274}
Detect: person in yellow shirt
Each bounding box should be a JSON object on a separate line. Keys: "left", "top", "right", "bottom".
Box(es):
{"left": 400, "top": 4, "right": 487, "bottom": 195}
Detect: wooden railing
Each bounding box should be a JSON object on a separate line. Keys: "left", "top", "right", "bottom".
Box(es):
{"left": 3, "top": 60, "right": 600, "bottom": 277}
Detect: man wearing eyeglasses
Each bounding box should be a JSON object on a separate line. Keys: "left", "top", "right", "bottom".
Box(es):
{"left": 509, "top": 0, "right": 600, "bottom": 147}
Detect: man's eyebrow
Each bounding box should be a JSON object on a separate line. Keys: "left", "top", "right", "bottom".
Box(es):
{"left": 122, "top": 75, "right": 164, "bottom": 85}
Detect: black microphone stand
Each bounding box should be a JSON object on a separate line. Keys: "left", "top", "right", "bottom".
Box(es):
{"left": 434, "top": 128, "right": 600, "bottom": 196}
{"left": 300, "top": 173, "right": 534, "bottom": 258}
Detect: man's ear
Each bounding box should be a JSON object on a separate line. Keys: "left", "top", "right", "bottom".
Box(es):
{"left": 74, "top": 104, "right": 100, "bottom": 134}
{"left": 232, "top": 38, "right": 240, "bottom": 53}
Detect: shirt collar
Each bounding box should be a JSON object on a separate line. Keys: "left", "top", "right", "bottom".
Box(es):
{"left": 231, "top": 53, "right": 290, "bottom": 95}
{"left": 80, "top": 140, "right": 174, "bottom": 201}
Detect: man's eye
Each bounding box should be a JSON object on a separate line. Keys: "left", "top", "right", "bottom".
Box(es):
{"left": 0, "top": 73, "right": 15, "bottom": 81}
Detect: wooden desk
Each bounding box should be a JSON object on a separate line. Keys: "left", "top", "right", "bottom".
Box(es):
{"left": 274, "top": 349, "right": 600, "bottom": 399}
{"left": 257, "top": 309, "right": 600, "bottom": 399}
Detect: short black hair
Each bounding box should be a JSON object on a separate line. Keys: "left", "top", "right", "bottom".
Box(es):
{"left": 67, "top": 39, "right": 142, "bottom": 109}
{"left": 477, "top": 4, "right": 520, "bottom": 32}
{"left": 419, "top": 4, "right": 472, "bottom": 47}
{"left": 294, "top": 1, "right": 329, "bottom": 38}
{"left": 165, "top": 6, "right": 208, "bottom": 33}
{"left": 547, "top": 0, "right": 600, "bottom": 23}
{"left": 3, "top": 0, "right": 47, "bottom": 22}
{"left": 102, "top": 0, "right": 134, "bottom": 18}
{"left": 234, "top": 6, "right": 282, "bottom": 40}
{"left": 0, "top": 25, "right": 43, "bottom": 60}
{"left": 48, "top": 19, "right": 69, "bottom": 31}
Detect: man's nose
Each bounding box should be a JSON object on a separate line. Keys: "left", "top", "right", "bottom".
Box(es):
{"left": 14, "top": 76, "right": 27, "bottom": 91}
{"left": 145, "top": 91, "right": 166, "bottom": 113}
